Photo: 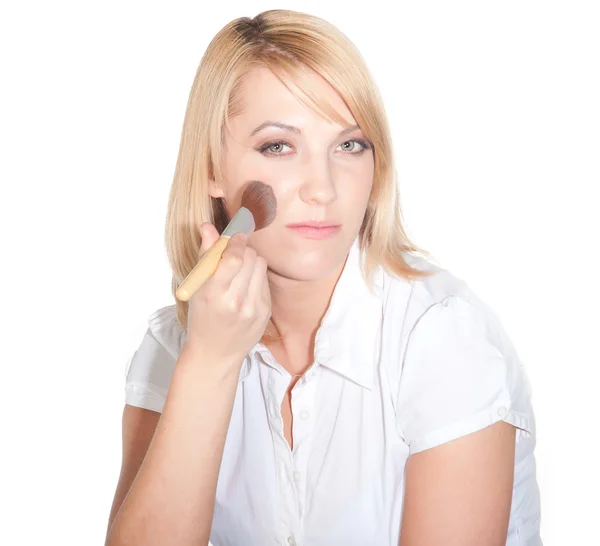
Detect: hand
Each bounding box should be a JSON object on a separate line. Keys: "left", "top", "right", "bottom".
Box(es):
{"left": 184, "top": 222, "right": 271, "bottom": 373}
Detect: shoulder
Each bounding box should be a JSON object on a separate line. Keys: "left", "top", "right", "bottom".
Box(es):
{"left": 146, "top": 304, "right": 188, "bottom": 359}
{"left": 378, "top": 254, "right": 536, "bottom": 454}
{"left": 383, "top": 252, "right": 519, "bottom": 361}
{"left": 381, "top": 251, "right": 480, "bottom": 342}
{"left": 123, "top": 304, "right": 187, "bottom": 413}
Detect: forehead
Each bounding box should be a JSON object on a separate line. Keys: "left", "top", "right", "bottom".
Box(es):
{"left": 231, "top": 66, "right": 355, "bottom": 129}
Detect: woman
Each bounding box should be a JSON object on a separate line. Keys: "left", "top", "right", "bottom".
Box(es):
{"left": 106, "top": 9, "right": 541, "bottom": 546}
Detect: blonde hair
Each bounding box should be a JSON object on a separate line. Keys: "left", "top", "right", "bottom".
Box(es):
{"left": 164, "top": 9, "right": 435, "bottom": 340}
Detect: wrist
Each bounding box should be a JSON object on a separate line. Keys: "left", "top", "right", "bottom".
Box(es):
{"left": 178, "top": 340, "right": 246, "bottom": 382}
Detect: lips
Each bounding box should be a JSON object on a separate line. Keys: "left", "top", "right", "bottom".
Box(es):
{"left": 286, "top": 221, "right": 340, "bottom": 228}
{"left": 286, "top": 221, "right": 341, "bottom": 240}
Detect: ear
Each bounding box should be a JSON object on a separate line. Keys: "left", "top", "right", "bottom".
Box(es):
{"left": 208, "top": 178, "right": 225, "bottom": 198}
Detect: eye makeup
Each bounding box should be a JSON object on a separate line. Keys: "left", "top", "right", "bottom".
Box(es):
{"left": 257, "top": 138, "right": 373, "bottom": 157}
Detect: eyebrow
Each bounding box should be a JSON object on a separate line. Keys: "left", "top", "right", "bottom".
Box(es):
{"left": 249, "top": 121, "right": 360, "bottom": 138}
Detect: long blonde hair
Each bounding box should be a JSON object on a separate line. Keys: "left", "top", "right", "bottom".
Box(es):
{"left": 164, "top": 9, "right": 435, "bottom": 338}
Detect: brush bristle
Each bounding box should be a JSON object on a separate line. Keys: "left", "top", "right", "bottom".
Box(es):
{"left": 240, "top": 181, "right": 277, "bottom": 231}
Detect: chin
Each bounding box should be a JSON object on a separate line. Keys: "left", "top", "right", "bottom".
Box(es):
{"left": 265, "top": 246, "right": 349, "bottom": 282}
{"left": 249, "top": 227, "right": 356, "bottom": 279}
{"left": 269, "top": 261, "right": 338, "bottom": 282}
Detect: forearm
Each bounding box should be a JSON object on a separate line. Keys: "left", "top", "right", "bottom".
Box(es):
{"left": 106, "top": 343, "right": 243, "bottom": 546}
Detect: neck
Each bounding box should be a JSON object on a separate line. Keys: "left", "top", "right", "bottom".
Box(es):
{"left": 266, "top": 258, "right": 346, "bottom": 347}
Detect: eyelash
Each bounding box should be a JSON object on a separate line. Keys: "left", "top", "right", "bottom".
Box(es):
{"left": 257, "top": 138, "right": 372, "bottom": 157}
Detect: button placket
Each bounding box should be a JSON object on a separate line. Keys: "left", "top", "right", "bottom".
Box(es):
{"left": 264, "top": 365, "right": 298, "bottom": 542}
{"left": 289, "top": 372, "right": 319, "bottom": 521}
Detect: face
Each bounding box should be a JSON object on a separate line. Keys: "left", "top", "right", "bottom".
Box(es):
{"left": 208, "top": 66, "right": 375, "bottom": 282}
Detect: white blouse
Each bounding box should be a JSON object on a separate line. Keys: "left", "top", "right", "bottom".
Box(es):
{"left": 124, "top": 238, "right": 542, "bottom": 546}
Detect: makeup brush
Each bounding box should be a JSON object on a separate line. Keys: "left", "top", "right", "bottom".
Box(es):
{"left": 175, "top": 181, "right": 277, "bottom": 302}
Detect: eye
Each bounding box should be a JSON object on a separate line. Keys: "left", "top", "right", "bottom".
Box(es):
{"left": 258, "top": 141, "right": 292, "bottom": 156}
{"left": 257, "top": 138, "right": 373, "bottom": 157}
{"left": 338, "top": 139, "right": 369, "bottom": 154}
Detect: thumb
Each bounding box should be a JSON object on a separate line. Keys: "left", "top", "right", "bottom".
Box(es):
{"left": 199, "top": 222, "right": 220, "bottom": 256}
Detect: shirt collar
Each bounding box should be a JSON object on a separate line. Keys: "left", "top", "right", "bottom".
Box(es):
{"left": 242, "top": 236, "right": 385, "bottom": 390}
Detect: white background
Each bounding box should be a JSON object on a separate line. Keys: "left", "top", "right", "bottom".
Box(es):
{"left": 1, "top": 1, "right": 598, "bottom": 544}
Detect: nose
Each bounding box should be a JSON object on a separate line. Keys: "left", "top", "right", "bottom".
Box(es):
{"left": 298, "top": 158, "right": 337, "bottom": 206}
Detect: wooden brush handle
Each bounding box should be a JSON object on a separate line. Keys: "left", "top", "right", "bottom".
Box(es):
{"left": 175, "top": 236, "right": 230, "bottom": 301}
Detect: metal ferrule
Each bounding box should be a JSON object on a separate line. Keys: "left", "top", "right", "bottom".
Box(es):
{"left": 221, "top": 207, "right": 255, "bottom": 238}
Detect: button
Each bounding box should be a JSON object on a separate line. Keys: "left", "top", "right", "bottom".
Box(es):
{"left": 300, "top": 410, "right": 310, "bottom": 421}
{"left": 293, "top": 471, "right": 301, "bottom": 482}
{"left": 287, "top": 535, "right": 296, "bottom": 546}
{"left": 497, "top": 406, "right": 508, "bottom": 417}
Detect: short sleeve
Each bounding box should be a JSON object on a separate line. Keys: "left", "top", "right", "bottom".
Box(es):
{"left": 124, "top": 306, "right": 183, "bottom": 413}
{"left": 396, "top": 294, "right": 535, "bottom": 455}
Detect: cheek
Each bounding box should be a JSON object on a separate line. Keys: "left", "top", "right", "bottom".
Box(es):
{"left": 338, "top": 157, "right": 374, "bottom": 191}
{"left": 221, "top": 162, "right": 294, "bottom": 214}
{"left": 221, "top": 183, "right": 291, "bottom": 231}
{"left": 340, "top": 172, "right": 374, "bottom": 217}
{"left": 224, "top": 143, "right": 285, "bottom": 184}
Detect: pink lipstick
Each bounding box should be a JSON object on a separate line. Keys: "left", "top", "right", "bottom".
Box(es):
{"left": 286, "top": 221, "right": 341, "bottom": 240}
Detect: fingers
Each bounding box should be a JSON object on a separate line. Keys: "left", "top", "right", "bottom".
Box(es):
{"left": 205, "top": 233, "right": 269, "bottom": 322}
{"left": 199, "top": 222, "right": 220, "bottom": 256}
{"left": 208, "top": 232, "right": 248, "bottom": 291}
{"left": 227, "top": 245, "right": 260, "bottom": 314}
{"left": 246, "top": 254, "right": 270, "bottom": 312}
